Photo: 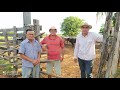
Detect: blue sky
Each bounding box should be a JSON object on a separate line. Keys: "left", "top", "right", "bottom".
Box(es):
{"left": 0, "top": 12, "right": 106, "bottom": 34}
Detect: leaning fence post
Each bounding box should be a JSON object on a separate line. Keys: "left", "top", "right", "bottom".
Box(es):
{"left": 13, "top": 26, "right": 17, "bottom": 56}
{"left": 33, "top": 19, "right": 40, "bottom": 42}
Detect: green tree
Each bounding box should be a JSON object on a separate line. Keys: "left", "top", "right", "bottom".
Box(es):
{"left": 61, "top": 16, "right": 84, "bottom": 37}
{"left": 99, "top": 24, "right": 105, "bottom": 34}
{"left": 112, "top": 13, "right": 117, "bottom": 27}
{"left": 98, "top": 12, "right": 116, "bottom": 34}
{"left": 97, "top": 12, "right": 120, "bottom": 78}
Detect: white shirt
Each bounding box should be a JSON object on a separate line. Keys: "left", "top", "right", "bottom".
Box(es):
{"left": 74, "top": 32, "right": 103, "bottom": 60}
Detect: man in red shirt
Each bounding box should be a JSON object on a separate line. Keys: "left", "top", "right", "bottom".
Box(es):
{"left": 40, "top": 26, "right": 64, "bottom": 78}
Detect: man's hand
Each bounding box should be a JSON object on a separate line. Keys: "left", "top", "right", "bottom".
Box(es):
{"left": 37, "top": 58, "right": 40, "bottom": 64}
{"left": 74, "top": 58, "right": 78, "bottom": 63}
{"left": 34, "top": 58, "right": 40, "bottom": 65}
{"left": 32, "top": 60, "right": 38, "bottom": 66}
{"left": 42, "top": 44, "right": 48, "bottom": 52}
{"left": 61, "top": 56, "right": 64, "bottom": 62}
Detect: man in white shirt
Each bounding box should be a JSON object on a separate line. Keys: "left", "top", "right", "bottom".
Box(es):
{"left": 74, "top": 22, "right": 103, "bottom": 78}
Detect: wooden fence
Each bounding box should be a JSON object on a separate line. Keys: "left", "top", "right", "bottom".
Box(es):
{"left": 0, "top": 19, "right": 60, "bottom": 78}
{"left": 0, "top": 19, "right": 41, "bottom": 77}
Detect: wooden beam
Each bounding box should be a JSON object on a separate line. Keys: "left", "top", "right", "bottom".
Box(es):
{"left": 0, "top": 62, "right": 22, "bottom": 66}
{"left": 40, "top": 60, "right": 55, "bottom": 63}
{"left": 40, "top": 71, "right": 61, "bottom": 78}
{"left": 17, "top": 27, "right": 24, "bottom": 31}
{"left": 33, "top": 19, "right": 40, "bottom": 42}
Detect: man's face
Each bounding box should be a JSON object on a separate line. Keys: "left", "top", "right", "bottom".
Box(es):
{"left": 26, "top": 31, "right": 35, "bottom": 40}
{"left": 81, "top": 26, "right": 90, "bottom": 35}
{"left": 49, "top": 29, "right": 57, "bottom": 35}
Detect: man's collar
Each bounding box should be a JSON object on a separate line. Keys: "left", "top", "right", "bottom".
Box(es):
{"left": 48, "top": 34, "right": 58, "bottom": 40}
{"left": 81, "top": 32, "right": 89, "bottom": 37}
{"left": 25, "top": 38, "right": 36, "bottom": 43}
{"left": 49, "top": 34, "right": 57, "bottom": 37}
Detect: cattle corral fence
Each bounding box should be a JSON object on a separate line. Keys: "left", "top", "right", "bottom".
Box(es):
{"left": 0, "top": 19, "right": 41, "bottom": 77}
{"left": 0, "top": 19, "right": 59, "bottom": 78}
{"left": 0, "top": 19, "right": 63, "bottom": 78}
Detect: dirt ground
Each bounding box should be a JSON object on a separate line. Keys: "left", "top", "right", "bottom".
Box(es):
{"left": 0, "top": 43, "right": 101, "bottom": 78}
{"left": 40, "top": 43, "right": 101, "bottom": 78}
{"left": 62, "top": 44, "right": 101, "bottom": 78}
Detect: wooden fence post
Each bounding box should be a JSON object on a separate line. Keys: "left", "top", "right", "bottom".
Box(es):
{"left": 23, "top": 12, "right": 31, "bottom": 40}
{"left": 13, "top": 26, "right": 17, "bottom": 56}
{"left": 33, "top": 19, "right": 40, "bottom": 42}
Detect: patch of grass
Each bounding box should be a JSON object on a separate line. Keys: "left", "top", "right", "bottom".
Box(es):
{"left": 0, "top": 36, "right": 13, "bottom": 40}
{"left": 0, "top": 36, "right": 4, "bottom": 39}
{"left": 114, "top": 68, "right": 120, "bottom": 78}
{"left": 7, "top": 31, "right": 14, "bottom": 34}
{"left": 0, "top": 42, "right": 6, "bottom": 45}
{"left": 8, "top": 37, "right": 13, "bottom": 40}
{"left": 0, "top": 60, "right": 14, "bottom": 72}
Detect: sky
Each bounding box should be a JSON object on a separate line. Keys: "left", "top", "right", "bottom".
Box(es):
{"left": 0, "top": 12, "right": 106, "bottom": 34}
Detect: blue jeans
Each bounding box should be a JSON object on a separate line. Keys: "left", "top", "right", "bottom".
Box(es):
{"left": 22, "top": 64, "right": 40, "bottom": 78}
{"left": 78, "top": 58, "right": 93, "bottom": 78}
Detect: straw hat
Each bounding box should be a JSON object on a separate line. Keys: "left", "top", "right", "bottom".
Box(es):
{"left": 49, "top": 26, "right": 57, "bottom": 31}
{"left": 80, "top": 22, "right": 92, "bottom": 29}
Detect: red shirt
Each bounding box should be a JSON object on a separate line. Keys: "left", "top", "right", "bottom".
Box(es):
{"left": 40, "top": 35, "right": 64, "bottom": 60}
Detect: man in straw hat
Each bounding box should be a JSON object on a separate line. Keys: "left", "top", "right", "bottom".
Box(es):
{"left": 74, "top": 22, "right": 103, "bottom": 78}
{"left": 40, "top": 26, "right": 64, "bottom": 78}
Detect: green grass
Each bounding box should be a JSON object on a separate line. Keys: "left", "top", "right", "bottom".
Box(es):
{"left": 0, "top": 42, "right": 5, "bottom": 45}
{"left": 0, "top": 60, "right": 14, "bottom": 72}
{"left": 114, "top": 68, "right": 120, "bottom": 78}
{"left": 0, "top": 36, "right": 13, "bottom": 40}
{"left": 7, "top": 31, "right": 14, "bottom": 34}
{"left": 0, "top": 36, "right": 4, "bottom": 39}
{"left": 0, "top": 60, "right": 9, "bottom": 64}
{"left": 8, "top": 37, "right": 13, "bottom": 40}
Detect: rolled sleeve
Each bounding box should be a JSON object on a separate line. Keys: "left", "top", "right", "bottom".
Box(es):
{"left": 40, "top": 38, "right": 47, "bottom": 45}
{"left": 19, "top": 42, "right": 25, "bottom": 54}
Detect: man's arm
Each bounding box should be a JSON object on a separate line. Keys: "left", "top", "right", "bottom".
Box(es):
{"left": 94, "top": 33, "right": 103, "bottom": 42}
{"left": 40, "top": 38, "right": 48, "bottom": 51}
{"left": 61, "top": 48, "right": 65, "bottom": 61}
{"left": 36, "top": 43, "right": 42, "bottom": 64}
{"left": 35, "top": 52, "right": 41, "bottom": 64}
{"left": 20, "top": 54, "right": 33, "bottom": 63}
{"left": 40, "top": 37, "right": 47, "bottom": 45}
{"left": 37, "top": 46, "right": 41, "bottom": 63}
{"left": 60, "top": 38, "right": 65, "bottom": 61}
{"left": 20, "top": 54, "right": 38, "bottom": 66}
{"left": 74, "top": 37, "right": 79, "bottom": 63}
{"left": 19, "top": 42, "right": 38, "bottom": 65}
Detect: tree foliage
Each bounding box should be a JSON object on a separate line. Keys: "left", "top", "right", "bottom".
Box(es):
{"left": 98, "top": 12, "right": 117, "bottom": 34}
{"left": 99, "top": 24, "right": 105, "bottom": 34}
{"left": 60, "top": 16, "right": 84, "bottom": 37}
